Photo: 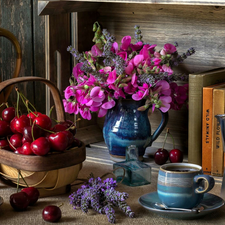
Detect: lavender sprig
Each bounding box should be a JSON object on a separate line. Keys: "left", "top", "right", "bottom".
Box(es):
{"left": 69, "top": 176, "right": 135, "bottom": 223}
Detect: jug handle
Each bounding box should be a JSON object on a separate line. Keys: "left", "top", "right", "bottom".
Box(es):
{"left": 146, "top": 110, "right": 169, "bottom": 147}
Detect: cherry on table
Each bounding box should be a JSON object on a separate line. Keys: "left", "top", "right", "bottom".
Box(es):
{"left": 169, "top": 148, "right": 183, "bottom": 163}
{"left": 10, "top": 192, "right": 30, "bottom": 211}
{"left": 42, "top": 205, "right": 62, "bottom": 222}
{"left": 154, "top": 148, "right": 169, "bottom": 165}
{"left": 21, "top": 187, "right": 39, "bottom": 205}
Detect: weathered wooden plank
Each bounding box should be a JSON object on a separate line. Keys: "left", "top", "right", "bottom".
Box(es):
{"left": 38, "top": 0, "right": 225, "bottom": 15}
{"left": 33, "top": 0, "right": 46, "bottom": 114}
{"left": 38, "top": 1, "right": 101, "bottom": 15}
{"left": 0, "top": 0, "right": 34, "bottom": 112}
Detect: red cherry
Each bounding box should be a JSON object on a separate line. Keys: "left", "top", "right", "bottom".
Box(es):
{"left": 27, "top": 112, "right": 42, "bottom": 121}
{"left": 0, "top": 120, "right": 12, "bottom": 137}
{"left": 48, "top": 131, "right": 69, "bottom": 152}
{"left": 42, "top": 205, "right": 62, "bottom": 222}
{"left": 21, "top": 187, "right": 39, "bottom": 205}
{"left": 14, "top": 115, "right": 30, "bottom": 134}
{"left": 21, "top": 142, "right": 34, "bottom": 155}
{"left": 10, "top": 192, "right": 30, "bottom": 211}
{"left": 52, "top": 124, "right": 67, "bottom": 133}
{"left": 2, "top": 107, "right": 16, "bottom": 122}
{"left": 23, "top": 125, "right": 43, "bottom": 142}
{"left": 154, "top": 148, "right": 169, "bottom": 165}
{"left": 30, "top": 137, "right": 50, "bottom": 156}
{"left": 169, "top": 149, "right": 183, "bottom": 163}
{"left": 72, "top": 138, "right": 82, "bottom": 148}
{"left": 9, "top": 133, "right": 23, "bottom": 151}
{"left": 60, "top": 120, "right": 76, "bottom": 135}
{"left": 33, "top": 114, "right": 52, "bottom": 130}
{"left": 15, "top": 146, "right": 23, "bottom": 154}
{"left": 62, "top": 130, "right": 74, "bottom": 146}
{"left": 0, "top": 139, "right": 11, "bottom": 150}
{"left": 10, "top": 117, "right": 19, "bottom": 134}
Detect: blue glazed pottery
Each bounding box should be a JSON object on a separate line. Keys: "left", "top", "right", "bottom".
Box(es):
{"left": 103, "top": 98, "right": 168, "bottom": 161}
{"left": 157, "top": 163, "right": 215, "bottom": 209}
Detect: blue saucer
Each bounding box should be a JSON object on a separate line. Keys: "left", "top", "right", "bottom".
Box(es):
{"left": 138, "top": 192, "right": 224, "bottom": 220}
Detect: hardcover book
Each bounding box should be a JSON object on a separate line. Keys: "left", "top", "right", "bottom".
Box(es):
{"left": 188, "top": 67, "right": 225, "bottom": 165}
{"left": 211, "top": 87, "right": 225, "bottom": 176}
{"left": 202, "top": 82, "right": 225, "bottom": 175}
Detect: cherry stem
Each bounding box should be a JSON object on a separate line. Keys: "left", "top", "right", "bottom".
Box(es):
{"left": 162, "top": 128, "right": 169, "bottom": 150}
{"left": 18, "top": 170, "right": 29, "bottom": 188}
{"left": 31, "top": 121, "right": 36, "bottom": 142}
{"left": 7, "top": 136, "right": 17, "bottom": 151}
{"left": 49, "top": 105, "right": 54, "bottom": 118}
{"left": 35, "top": 124, "right": 55, "bottom": 134}
{"left": 16, "top": 87, "right": 20, "bottom": 118}
{"left": 0, "top": 102, "right": 6, "bottom": 108}
{"left": 17, "top": 170, "right": 20, "bottom": 193}
{"left": 20, "top": 92, "right": 37, "bottom": 113}
{"left": 168, "top": 130, "right": 175, "bottom": 149}
{"left": 58, "top": 203, "right": 64, "bottom": 208}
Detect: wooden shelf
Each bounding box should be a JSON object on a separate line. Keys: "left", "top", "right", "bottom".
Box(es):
{"left": 38, "top": 0, "right": 225, "bottom": 15}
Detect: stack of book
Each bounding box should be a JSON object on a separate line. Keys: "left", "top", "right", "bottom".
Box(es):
{"left": 188, "top": 68, "right": 225, "bottom": 177}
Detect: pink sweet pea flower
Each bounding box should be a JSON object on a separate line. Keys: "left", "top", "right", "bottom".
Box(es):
{"left": 133, "top": 55, "right": 144, "bottom": 67}
{"left": 98, "top": 107, "right": 108, "bottom": 117}
{"left": 159, "top": 96, "right": 172, "bottom": 112}
{"left": 130, "top": 41, "right": 143, "bottom": 51}
{"left": 101, "top": 99, "right": 116, "bottom": 109}
{"left": 80, "top": 107, "right": 92, "bottom": 120}
{"left": 107, "top": 70, "right": 117, "bottom": 84}
{"left": 91, "top": 45, "right": 103, "bottom": 57}
{"left": 125, "top": 62, "right": 134, "bottom": 75}
{"left": 111, "top": 42, "right": 118, "bottom": 53}
{"left": 163, "top": 43, "right": 177, "bottom": 54}
{"left": 73, "top": 63, "right": 84, "bottom": 79}
{"left": 120, "top": 36, "right": 131, "bottom": 51}
{"left": 162, "top": 64, "right": 173, "bottom": 75}
{"left": 117, "top": 51, "right": 127, "bottom": 60}
{"left": 90, "top": 87, "right": 105, "bottom": 102}
{"left": 152, "top": 58, "right": 162, "bottom": 66}
{"left": 132, "top": 88, "right": 149, "bottom": 101}
{"left": 64, "top": 100, "right": 79, "bottom": 114}
{"left": 64, "top": 86, "right": 76, "bottom": 99}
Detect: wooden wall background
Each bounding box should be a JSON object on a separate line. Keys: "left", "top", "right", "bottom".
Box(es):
{"left": 0, "top": 0, "right": 46, "bottom": 113}
{"left": 1, "top": 1, "right": 225, "bottom": 153}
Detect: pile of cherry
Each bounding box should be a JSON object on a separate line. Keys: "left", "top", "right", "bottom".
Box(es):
{"left": 10, "top": 186, "right": 61, "bottom": 222}
{"left": 0, "top": 105, "right": 80, "bottom": 155}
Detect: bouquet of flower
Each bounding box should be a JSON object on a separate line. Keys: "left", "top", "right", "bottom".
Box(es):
{"left": 64, "top": 22, "right": 195, "bottom": 120}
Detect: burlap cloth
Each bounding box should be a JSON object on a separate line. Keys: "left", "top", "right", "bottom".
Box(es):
{"left": 0, "top": 159, "right": 224, "bottom": 225}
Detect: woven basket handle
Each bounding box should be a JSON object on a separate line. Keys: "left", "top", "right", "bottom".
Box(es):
{"left": 0, "top": 76, "right": 66, "bottom": 122}
{"left": 0, "top": 28, "right": 22, "bottom": 102}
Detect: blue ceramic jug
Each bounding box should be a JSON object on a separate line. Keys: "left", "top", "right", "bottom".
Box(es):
{"left": 103, "top": 98, "right": 168, "bottom": 161}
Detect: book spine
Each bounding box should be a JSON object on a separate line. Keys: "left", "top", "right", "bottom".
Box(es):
{"left": 188, "top": 75, "right": 203, "bottom": 165}
{"left": 202, "top": 87, "right": 213, "bottom": 175}
{"left": 211, "top": 89, "right": 225, "bottom": 176}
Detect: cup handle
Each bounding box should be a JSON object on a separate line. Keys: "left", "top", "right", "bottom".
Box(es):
{"left": 194, "top": 174, "right": 215, "bottom": 194}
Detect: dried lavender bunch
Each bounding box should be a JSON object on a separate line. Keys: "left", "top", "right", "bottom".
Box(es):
{"left": 69, "top": 177, "right": 135, "bottom": 223}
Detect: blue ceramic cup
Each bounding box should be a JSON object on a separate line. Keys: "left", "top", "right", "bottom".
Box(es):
{"left": 157, "top": 163, "right": 215, "bottom": 209}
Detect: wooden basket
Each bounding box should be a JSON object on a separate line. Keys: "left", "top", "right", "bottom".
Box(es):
{"left": 0, "top": 77, "right": 86, "bottom": 197}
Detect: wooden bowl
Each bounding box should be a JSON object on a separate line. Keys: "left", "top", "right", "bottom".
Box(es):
{"left": 0, "top": 77, "right": 86, "bottom": 196}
